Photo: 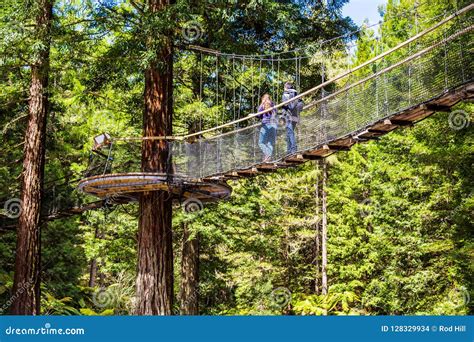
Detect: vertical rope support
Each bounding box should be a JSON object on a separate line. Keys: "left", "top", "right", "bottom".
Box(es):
{"left": 321, "top": 62, "right": 326, "bottom": 142}
{"left": 217, "top": 131, "right": 222, "bottom": 174}
{"left": 271, "top": 57, "right": 275, "bottom": 98}
{"left": 346, "top": 74, "right": 351, "bottom": 132}
{"left": 251, "top": 58, "right": 255, "bottom": 111}
{"left": 458, "top": 21, "right": 466, "bottom": 82}
{"left": 297, "top": 54, "right": 301, "bottom": 90}
{"left": 239, "top": 57, "right": 244, "bottom": 119}
{"left": 273, "top": 58, "right": 279, "bottom": 160}
{"left": 375, "top": 38, "right": 380, "bottom": 119}
{"left": 232, "top": 56, "right": 236, "bottom": 122}
{"left": 258, "top": 58, "right": 262, "bottom": 102}
{"left": 104, "top": 142, "right": 114, "bottom": 175}
{"left": 295, "top": 53, "right": 298, "bottom": 88}
{"left": 408, "top": 40, "right": 412, "bottom": 106}
{"left": 346, "top": 48, "right": 351, "bottom": 132}
{"left": 216, "top": 55, "right": 219, "bottom": 112}
{"left": 383, "top": 55, "right": 389, "bottom": 116}
{"left": 222, "top": 80, "right": 227, "bottom": 126}
{"left": 277, "top": 57, "right": 281, "bottom": 91}
{"left": 215, "top": 55, "right": 223, "bottom": 174}
{"left": 443, "top": 27, "right": 448, "bottom": 89}
{"left": 199, "top": 52, "right": 203, "bottom": 131}
{"left": 199, "top": 53, "right": 203, "bottom": 100}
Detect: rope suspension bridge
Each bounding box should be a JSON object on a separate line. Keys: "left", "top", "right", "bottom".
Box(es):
{"left": 78, "top": 4, "right": 474, "bottom": 208}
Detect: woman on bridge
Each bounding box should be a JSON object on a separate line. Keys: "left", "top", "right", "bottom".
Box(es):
{"left": 257, "top": 94, "right": 278, "bottom": 163}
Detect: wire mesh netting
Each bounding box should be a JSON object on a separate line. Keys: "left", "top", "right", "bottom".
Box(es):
{"left": 86, "top": 11, "right": 473, "bottom": 181}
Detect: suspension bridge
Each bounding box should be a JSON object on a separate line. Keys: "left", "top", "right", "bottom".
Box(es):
{"left": 78, "top": 4, "right": 473, "bottom": 206}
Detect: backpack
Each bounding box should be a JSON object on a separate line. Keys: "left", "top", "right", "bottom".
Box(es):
{"left": 282, "top": 88, "right": 304, "bottom": 120}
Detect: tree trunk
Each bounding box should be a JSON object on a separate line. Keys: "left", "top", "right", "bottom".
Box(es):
{"left": 10, "top": 0, "right": 53, "bottom": 315}
{"left": 321, "top": 160, "right": 328, "bottom": 296}
{"left": 88, "top": 225, "right": 104, "bottom": 287}
{"left": 179, "top": 123, "right": 200, "bottom": 315}
{"left": 88, "top": 225, "right": 100, "bottom": 288}
{"left": 179, "top": 223, "right": 199, "bottom": 315}
{"left": 314, "top": 162, "right": 321, "bottom": 295}
{"left": 134, "top": 0, "right": 174, "bottom": 315}
{"left": 88, "top": 258, "right": 98, "bottom": 288}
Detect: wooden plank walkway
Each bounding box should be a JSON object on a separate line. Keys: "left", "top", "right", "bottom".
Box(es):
{"left": 205, "top": 82, "right": 473, "bottom": 182}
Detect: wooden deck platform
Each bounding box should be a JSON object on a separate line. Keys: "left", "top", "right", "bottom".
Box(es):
{"left": 78, "top": 172, "right": 232, "bottom": 203}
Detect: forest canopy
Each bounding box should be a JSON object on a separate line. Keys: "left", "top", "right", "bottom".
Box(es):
{"left": 0, "top": 0, "right": 472, "bottom": 316}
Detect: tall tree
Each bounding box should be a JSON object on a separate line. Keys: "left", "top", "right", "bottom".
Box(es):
{"left": 321, "top": 160, "right": 328, "bottom": 296}
{"left": 179, "top": 224, "right": 199, "bottom": 315}
{"left": 10, "top": 0, "right": 53, "bottom": 315}
{"left": 179, "top": 123, "right": 201, "bottom": 315}
{"left": 135, "top": 0, "right": 174, "bottom": 315}
{"left": 314, "top": 162, "right": 321, "bottom": 295}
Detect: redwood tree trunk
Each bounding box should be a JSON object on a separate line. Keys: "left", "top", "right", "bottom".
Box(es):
{"left": 10, "top": 0, "right": 53, "bottom": 315}
{"left": 179, "top": 223, "right": 199, "bottom": 315}
{"left": 314, "top": 161, "right": 321, "bottom": 295}
{"left": 135, "top": 0, "right": 174, "bottom": 315}
{"left": 88, "top": 259, "right": 98, "bottom": 288}
{"left": 88, "top": 226, "right": 99, "bottom": 288}
{"left": 321, "top": 160, "right": 328, "bottom": 296}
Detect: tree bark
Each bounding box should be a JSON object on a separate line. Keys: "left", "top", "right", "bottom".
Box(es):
{"left": 314, "top": 162, "right": 321, "bottom": 295}
{"left": 321, "top": 160, "right": 328, "bottom": 296}
{"left": 179, "top": 122, "right": 200, "bottom": 315}
{"left": 10, "top": 0, "right": 53, "bottom": 315}
{"left": 134, "top": 0, "right": 174, "bottom": 315}
{"left": 88, "top": 226, "right": 101, "bottom": 288}
{"left": 88, "top": 258, "right": 98, "bottom": 288}
{"left": 179, "top": 223, "right": 199, "bottom": 315}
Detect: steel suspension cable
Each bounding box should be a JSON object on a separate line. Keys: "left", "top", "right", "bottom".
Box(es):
{"left": 176, "top": 6, "right": 473, "bottom": 141}
{"left": 112, "top": 3, "right": 472, "bottom": 143}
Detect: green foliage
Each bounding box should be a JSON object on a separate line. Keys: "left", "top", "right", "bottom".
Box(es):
{"left": 0, "top": 0, "right": 471, "bottom": 317}
{"left": 293, "top": 291, "right": 360, "bottom": 315}
{"left": 41, "top": 292, "right": 81, "bottom": 315}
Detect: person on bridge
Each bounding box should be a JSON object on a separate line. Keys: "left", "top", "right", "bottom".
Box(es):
{"left": 257, "top": 93, "right": 278, "bottom": 163}
{"left": 281, "top": 82, "right": 303, "bottom": 155}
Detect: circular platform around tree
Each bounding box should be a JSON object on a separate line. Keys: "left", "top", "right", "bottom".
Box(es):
{"left": 78, "top": 172, "right": 232, "bottom": 203}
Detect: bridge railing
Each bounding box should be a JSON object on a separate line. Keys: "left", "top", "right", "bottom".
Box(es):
{"left": 169, "top": 7, "right": 472, "bottom": 179}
